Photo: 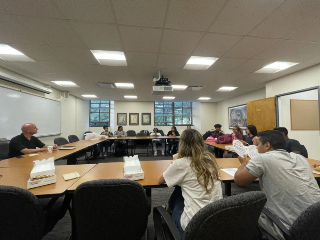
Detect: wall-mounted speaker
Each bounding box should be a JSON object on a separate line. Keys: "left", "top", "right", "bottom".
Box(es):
{"left": 61, "top": 91, "right": 69, "bottom": 98}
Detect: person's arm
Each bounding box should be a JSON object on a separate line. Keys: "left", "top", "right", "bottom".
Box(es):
{"left": 20, "top": 148, "right": 47, "bottom": 154}
{"left": 158, "top": 160, "right": 185, "bottom": 186}
{"left": 114, "top": 131, "right": 118, "bottom": 137}
{"left": 234, "top": 155, "right": 257, "bottom": 186}
{"left": 175, "top": 131, "right": 180, "bottom": 136}
{"left": 240, "top": 140, "right": 249, "bottom": 146}
{"left": 122, "top": 131, "right": 127, "bottom": 137}
{"left": 158, "top": 173, "right": 165, "bottom": 184}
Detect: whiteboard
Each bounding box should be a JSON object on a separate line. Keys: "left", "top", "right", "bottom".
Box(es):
{"left": 0, "top": 87, "right": 61, "bottom": 139}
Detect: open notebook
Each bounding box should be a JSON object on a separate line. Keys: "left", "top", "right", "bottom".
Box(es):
{"left": 59, "top": 146, "right": 76, "bottom": 150}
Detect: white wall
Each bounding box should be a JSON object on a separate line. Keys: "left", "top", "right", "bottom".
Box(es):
{"left": 199, "top": 102, "right": 217, "bottom": 133}
{"left": 215, "top": 88, "right": 266, "bottom": 134}
{"left": 0, "top": 67, "right": 89, "bottom": 145}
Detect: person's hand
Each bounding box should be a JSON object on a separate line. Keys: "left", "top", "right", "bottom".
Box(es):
{"left": 252, "top": 136, "right": 259, "bottom": 146}
{"left": 238, "top": 154, "right": 248, "bottom": 165}
{"left": 53, "top": 144, "right": 58, "bottom": 149}
{"left": 240, "top": 140, "right": 248, "bottom": 146}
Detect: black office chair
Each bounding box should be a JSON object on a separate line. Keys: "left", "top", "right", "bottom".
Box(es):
{"left": 68, "top": 135, "right": 80, "bottom": 143}
{"left": 126, "top": 130, "right": 136, "bottom": 136}
{"left": 54, "top": 137, "right": 69, "bottom": 146}
{"left": 158, "top": 130, "right": 165, "bottom": 136}
{"left": 0, "top": 141, "right": 9, "bottom": 160}
{"left": 140, "top": 130, "right": 150, "bottom": 135}
{"left": 261, "top": 201, "right": 320, "bottom": 240}
{"left": 0, "top": 185, "right": 66, "bottom": 240}
{"left": 72, "top": 179, "right": 150, "bottom": 240}
{"left": 154, "top": 191, "right": 267, "bottom": 240}
{"left": 134, "top": 132, "right": 150, "bottom": 156}
{"left": 68, "top": 135, "right": 92, "bottom": 162}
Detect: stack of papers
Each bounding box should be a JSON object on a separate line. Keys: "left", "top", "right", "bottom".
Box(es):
{"left": 27, "top": 157, "right": 56, "bottom": 189}
{"left": 123, "top": 155, "right": 144, "bottom": 180}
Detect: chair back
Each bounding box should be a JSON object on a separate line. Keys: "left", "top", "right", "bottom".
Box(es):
{"left": 68, "top": 135, "right": 80, "bottom": 143}
{"left": 183, "top": 191, "right": 267, "bottom": 240}
{"left": 126, "top": 130, "right": 136, "bottom": 136}
{"left": 0, "top": 138, "right": 8, "bottom": 142}
{"left": 0, "top": 141, "right": 9, "bottom": 160}
{"left": 137, "top": 132, "right": 147, "bottom": 137}
{"left": 300, "top": 145, "right": 308, "bottom": 158}
{"left": 158, "top": 130, "right": 164, "bottom": 136}
{"left": 54, "top": 137, "right": 69, "bottom": 146}
{"left": 83, "top": 131, "right": 92, "bottom": 140}
{"left": 289, "top": 201, "right": 320, "bottom": 240}
{"left": 140, "top": 130, "right": 150, "bottom": 135}
{"left": 0, "top": 185, "right": 45, "bottom": 240}
{"left": 73, "top": 179, "right": 150, "bottom": 240}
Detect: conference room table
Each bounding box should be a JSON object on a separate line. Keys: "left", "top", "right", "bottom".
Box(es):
{"left": 205, "top": 141, "right": 233, "bottom": 157}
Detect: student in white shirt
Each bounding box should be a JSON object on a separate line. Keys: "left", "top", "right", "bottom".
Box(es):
{"left": 150, "top": 128, "right": 164, "bottom": 156}
{"left": 158, "top": 129, "right": 223, "bottom": 235}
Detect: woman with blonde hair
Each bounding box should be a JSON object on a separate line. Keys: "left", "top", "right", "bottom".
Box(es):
{"left": 158, "top": 129, "right": 222, "bottom": 235}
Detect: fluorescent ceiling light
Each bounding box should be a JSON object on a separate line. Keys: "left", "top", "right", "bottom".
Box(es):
{"left": 0, "top": 44, "right": 34, "bottom": 62}
{"left": 82, "top": 95, "right": 98, "bottom": 98}
{"left": 91, "top": 50, "right": 127, "bottom": 66}
{"left": 255, "top": 61, "right": 298, "bottom": 73}
{"left": 163, "top": 96, "right": 175, "bottom": 99}
{"left": 124, "top": 95, "right": 137, "bottom": 99}
{"left": 216, "top": 86, "right": 238, "bottom": 92}
{"left": 172, "top": 85, "right": 188, "bottom": 90}
{"left": 115, "top": 83, "right": 134, "bottom": 88}
{"left": 184, "top": 56, "right": 218, "bottom": 70}
{"left": 52, "top": 81, "right": 78, "bottom": 87}
{"left": 198, "top": 97, "right": 211, "bottom": 100}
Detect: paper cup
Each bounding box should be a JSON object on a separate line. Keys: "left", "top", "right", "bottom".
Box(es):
{"left": 47, "top": 146, "right": 53, "bottom": 153}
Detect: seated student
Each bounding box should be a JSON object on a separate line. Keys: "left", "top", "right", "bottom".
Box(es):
{"left": 158, "top": 129, "right": 222, "bottom": 235}
{"left": 234, "top": 130, "right": 320, "bottom": 240}
{"left": 231, "top": 125, "right": 243, "bottom": 141}
{"left": 114, "top": 126, "right": 127, "bottom": 155}
{"left": 8, "top": 123, "right": 58, "bottom": 158}
{"left": 99, "top": 125, "right": 113, "bottom": 156}
{"left": 150, "top": 128, "right": 164, "bottom": 156}
{"left": 240, "top": 125, "right": 258, "bottom": 146}
{"left": 273, "top": 127, "right": 308, "bottom": 158}
{"left": 167, "top": 126, "right": 180, "bottom": 154}
{"left": 211, "top": 124, "right": 224, "bottom": 138}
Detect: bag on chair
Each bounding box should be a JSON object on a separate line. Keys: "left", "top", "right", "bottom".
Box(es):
{"left": 206, "top": 136, "right": 215, "bottom": 142}
{"left": 215, "top": 134, "right": 232, "bottom": 144}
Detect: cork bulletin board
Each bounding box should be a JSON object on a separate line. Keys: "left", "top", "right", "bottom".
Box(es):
{"left": 290, "top": 99, "right": 319, "bottom": 130}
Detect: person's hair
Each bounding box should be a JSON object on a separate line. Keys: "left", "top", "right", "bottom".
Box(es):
{"left": 214, "top": 124, "right": 222, "bottom": 128}
{"left": 171, "top": 126, "right": 177, "bottom": 132}
{"left": 177, "top": 129, "right": 220, "bottom": 193}
{"left": 103, "top": 125, "right": 109, "bottom": 129}
{"left": 246, "top": 125, "right": 257, "bottom": 136}
{"left": 153, "top": 128, "right": 158, "bottom": 132}
{"left": 233, "top": 125, "right": 242, "bottom": 135}
{"left": 118, "top": 126, "right": 122, "bottom": 130}
{"left": 258, "top": 130, "right": 286, "bottom": 150}
{"left": 273, "top": 127, "right": 288, "bottom": 136}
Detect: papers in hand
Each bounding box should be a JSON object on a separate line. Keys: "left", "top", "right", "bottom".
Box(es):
{"left": 63, "top": 171, "right": 80, "bottom": 181}
{"left": 247, "top": 145, "right": 259, "bottom": 158}
{"left": 221, "top": 168, "right": 238, "bottom": 177}
{"left": 233, "top": 140, "right": 247, "bottom": 157}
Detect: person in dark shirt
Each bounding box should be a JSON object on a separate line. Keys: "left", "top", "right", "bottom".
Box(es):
{"left": 210, "top": 124, "right": 224, "bottom": 138}
{"left": 241, "top": 125, "right": 258, "bottom": 146}
{"left": 8, "top": 123, "right": 57, "bottom": 158}
{"left": 273, "top": 127, "right": 308, "bottom": 158}
{"left": 167, "top": 126, "right": 180, "bottom": 154}
{"left": 99, "top": 125, "right": 113, "bottom": 156}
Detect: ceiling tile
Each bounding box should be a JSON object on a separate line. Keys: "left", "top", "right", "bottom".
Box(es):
{"left": 0, "top": 14, "right": 45, "bottom": 45}
{"left": 231, "top": 73, "right": 268, "bottom": 87}
{"left": 103, "top": 66, "right": 133, "bottom": 81}
{"left": 73, "top": 64, "right": 110, "bottom": 79}
{"left": 70, "top": 21, "right": 123, "bottom": 50}
{"left": 223, "top": 36, "right": 277, "bottom": 59}
{"left": 249, "top": 1, "right": 320, "bottom": 39}
{"left": 130, "top": 67, "right": 157, "bottom": 78}
{"left": 208, "top": 58, "right": 247, "bottom": 71}
{"left": 157, "top": 54, "right": 189, "bottom": 69}
{"left": 209, "top": 0, "right": 284, "bottom": 35}
{"left": 165, "top": 0, "right": 226, "bottom": 31}
{"left": 193, "top": 33, "right": 242, "bottom": 57}
{"left": 40, "top": 62, "right": 81, "bottom": 75}
{"left": 10, "top": 62, "right": 55, "bottom": 74}
{"left": 53, "top": 0, "right": 115, "bottom": 23}
{"left": 120, "top": 26, "right": 162, "bottom": 53}
{"left": 231, "top": 59, "right": 273, "bottom": 73}
{"left": 279, "top": 43, "right": 320, "bottom": 63}
{"left": 16, "top": 17, "right": 88, "bottom": 48}
{"left": 126, "top": 52, "right": 157, "bottom": 68}
{"left": 0, "top": 0, "right": 65, "bottom": 19}
{"left": 160, "top": 30, "right": 203, "bottom": 55}
{"left": 252, "top": 40, "right": 311, "bottom": 61}
{"left": 51, "top": 47, "right": 99, "bottom": 64}
{"left": 112, "top": 0, "right": 167, "bottom": 27}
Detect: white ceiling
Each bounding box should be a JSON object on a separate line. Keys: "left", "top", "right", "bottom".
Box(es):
{"left": 0, "top": 0, "right": 320, "bottom": 102}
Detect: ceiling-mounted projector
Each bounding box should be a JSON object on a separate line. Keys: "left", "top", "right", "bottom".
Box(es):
{"left": 152, "top": 70, "right": 172, "bottom": 94}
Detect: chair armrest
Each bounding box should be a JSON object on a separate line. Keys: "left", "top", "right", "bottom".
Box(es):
{"left": 262, "top": 207, "right": 291, "bottom": 238}
{"left": 153, "top": 206, "right": 181, "bottom": 240}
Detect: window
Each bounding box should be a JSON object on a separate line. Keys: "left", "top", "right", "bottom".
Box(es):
{"left": 89, "top": 100, "right": 110, "bottom": 127}
{"left": 154, "top": 102, "right": 192, "bottom": 126}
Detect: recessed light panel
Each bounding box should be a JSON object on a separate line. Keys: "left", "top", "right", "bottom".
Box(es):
{"left": 172, "top": 85, "right": 188, "bottom": 90}
{"left": 52, "top": 81, "right": 78, "bottom": 87}
{"left": 184, "top": 56, "right": 218, "bottom": 70}
{"left": 0, "top": 44, "right": 34, "bottom": 62}
{"left": 198, "top": 97, "right": 211, "bottom": 100}
{"left": 115, "top": 83, "right": 134, "bottom": 88}
{"left": 91, "top": 50, "right": 127, "bottom": 66}
{"left": 216, "top": 86, "right": 237, "bottom": 92}
{"left": 124, "top": 95, "right": 137, "bottom": 99}
{"left": 82, "top": 95, "right": 98, "bottom": 98}
{"left": 255, "top": 61, "right": 298, "bottom": 73}
{"left": 163, "top": 96, "right": 175, "bottom": 99}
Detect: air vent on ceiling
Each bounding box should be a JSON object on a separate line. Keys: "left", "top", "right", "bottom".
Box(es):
{"left": 96, "top": 82, "right": 115, "bottom": 88}
{"left": 186, "top": 86, "right": 203, "bottom": 91}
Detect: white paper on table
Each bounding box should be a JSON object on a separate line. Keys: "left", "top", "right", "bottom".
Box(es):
{"left": 247, "top": 145, "right": 259, "bottom": 158}
{"left": 221, "top": 168, "right": 238, "bottom": 177}
{"left": 233, "top": 140, "right": 247, "bottom": 157}
{"left": 63, "top": 171, "right": 80, "bottom": 181}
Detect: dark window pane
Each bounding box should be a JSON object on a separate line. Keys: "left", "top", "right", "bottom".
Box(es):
{"left": 174, "top": 102, "right": 182, "bottom": 107}
{"left": 164, "top": 116, "right": 172, "bottom": 122}
{"left": 100, "top": 103, "right": 109, "bottom": 108}
{"left": 155, "top": 116, "right": 163, "bottom": 122}
{"left": 174, "top": 108, "right": 182, "bottom": 115}
{"left": 100, "top": 113, "right": 109, "bottom": 122}
{"left": 90, "top": 113, "right": 99, "bottom": 122}
{"left": 183, "top": 108, "right": 191, "bottom": 115}
{"left": 183, "top": 102, "right": 191, "bottom": 107}
{"left": 155, "top": 108, "right": 164, "bottom": 114}
{"left": 164, "top": 108, "right": 172, "bottom": 114}
{"left": 101, "top": 101, "right": 109, "bottom": 103}
{"left": 91, "top": 100, "right": 100, "bottom": 103}
{"left": 90, "top": 109, "right": 99, "bottom": 113}
{"left": 100, "top": 108, "right": 109, "bottom": 113}
{"left": 174, "top": 116, "right": 183, "bottom": 125}
{"left": 91, "top": 104, "right": 99, "bottom": 108}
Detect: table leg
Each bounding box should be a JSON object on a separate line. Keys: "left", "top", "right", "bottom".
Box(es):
{"left": 67, "top": 155, "right": 77, "bottom": 165}
{"left": 224, "top": 182, "right": 231, "bottom": 196}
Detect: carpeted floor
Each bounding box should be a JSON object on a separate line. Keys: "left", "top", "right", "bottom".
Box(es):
{"left": 44, "top": 150, "right": 261, "bottom": 240}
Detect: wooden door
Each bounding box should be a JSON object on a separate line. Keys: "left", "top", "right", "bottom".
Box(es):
{"left": 247, "top": 97, "right": 276, "bottom": 132}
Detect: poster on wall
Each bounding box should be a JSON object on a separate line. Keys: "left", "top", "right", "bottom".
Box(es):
{"left": 117, "top": 113, "right": 127, "bottom": 125}
{"left": 141, "top": 113, "right": 151, "bottom": 125}
{"left": 228, "top": 104, "right": 247, "bottom": 129}
{"left": 129, "top": 113, "right": 139, "bottom": 125}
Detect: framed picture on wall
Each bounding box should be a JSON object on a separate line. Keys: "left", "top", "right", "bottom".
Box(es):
{"left": 129, "top": 113, "right": 139, "bottom": 125}
{"left": 117, "top": 113, "right": 127, "bottom": 125}
{"left": 141, "top": 113, "right": 151, "bottom": 125}
{"left": 228, "top": 104, "right": 247, "bottom": 129}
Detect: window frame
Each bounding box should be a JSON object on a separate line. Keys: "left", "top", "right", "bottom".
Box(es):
{"left": 89, "top": 100, "right": 111, "bottom": 127}
{"left": 154, "top": 101, "right": 193, "bottom": 126}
